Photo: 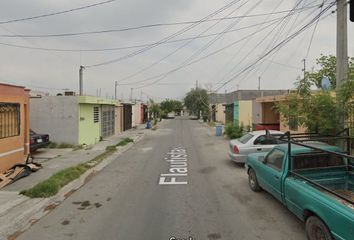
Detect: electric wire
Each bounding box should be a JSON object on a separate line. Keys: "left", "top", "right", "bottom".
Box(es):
{"left": 0, "top": 0, "right": 117, "bottom": 25}
{"left": 117, "top": 7, "right": 312, "bottom": 87}
{"left": 133, "top": 0, "right": 264, "bottom": 89}
{"left": 84, "top": 0, "right": 242, "bottom": 68}
{"left": 215, "top": 2, "right": 335, "bottom": 92}
{"left": 215, "top": 0, "right": 328, "bottom": 90}
{"left": 116, "top": 0, "right": 248, "bottom": 84}
{"left": 305, "top": 0, "right": 325, "bottom": 58}
{"left": 0, "top": 14, "right": 309, "bottom": 53}
{"left": 0, "top": 4, "right": 328, "bottom": 38}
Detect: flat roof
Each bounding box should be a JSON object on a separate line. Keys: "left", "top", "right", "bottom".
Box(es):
{"left": 77, "top": 96, "right": 119, "bottom": 105}
{"left": 0, "top": 82, "right": 26, "bottom": 89}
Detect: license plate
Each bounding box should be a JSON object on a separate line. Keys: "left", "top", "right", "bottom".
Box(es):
{"left": 37, "top": 139, "right": 43, "bottom": 143}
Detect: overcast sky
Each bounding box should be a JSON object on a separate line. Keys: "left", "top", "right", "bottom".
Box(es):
{"left": 0, "top": 0, "right": 353, "bottom": 101}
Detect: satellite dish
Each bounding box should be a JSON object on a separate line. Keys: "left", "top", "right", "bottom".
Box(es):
{"left": 321, "top": 76, "right": 331, "bottom": 90}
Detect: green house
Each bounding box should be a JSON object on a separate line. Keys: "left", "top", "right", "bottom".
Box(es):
{"left": 30, "top": 95, "right": 120, "bottom": 145}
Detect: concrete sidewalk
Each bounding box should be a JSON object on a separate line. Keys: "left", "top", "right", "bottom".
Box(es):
{"left": 0, "top": 124, "right": 148, "bottom": 239}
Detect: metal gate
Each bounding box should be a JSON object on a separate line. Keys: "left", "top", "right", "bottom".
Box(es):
{"left": 123, "top": 104, "right": 132, "bottom": 131}
{"left": 101, "top": 105, "right": 115, "bottom": 138}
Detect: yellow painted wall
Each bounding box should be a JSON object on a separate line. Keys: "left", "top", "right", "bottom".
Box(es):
{"left": 279, "top": 115, "right": 307, "bottom": 133}
{"left": 239, "top": 101, "right": 252, "bottom": 127}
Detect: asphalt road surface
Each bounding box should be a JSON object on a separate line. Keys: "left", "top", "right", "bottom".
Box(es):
{"left": 18, "top": 117, "right": 306, "bottom": 240}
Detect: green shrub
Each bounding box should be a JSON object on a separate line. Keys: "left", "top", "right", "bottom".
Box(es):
{"left": 57, "top": 143, "right": 75, "bottom": 149}
{"left": 47, "top": 142, "right": 58, "bottom": 148}
{"left": 116, "top": 138, "right": 134, "bottom": 147}
{"left": 224, "top": 123, "right": 245, "bottom": 139}
{"left": 106, "top": 145, "right": 117, "bottom": 151}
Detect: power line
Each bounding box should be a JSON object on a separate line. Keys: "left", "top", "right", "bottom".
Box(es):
{"left": 213, "top": 0, "right": 312, "bottom": 87}
{"left": 305, "top": 0, "right": 325, "bottom": 58}
{"left": 0, "top": 3, "right": 327, "bottom": 53}
{"left": 133, "top": 0, "right": 264, "bottom": 89}
{"left": 83, "top": 0, "right": 243, "bottom": 68}
{"left": 216, "top": 2, "right": 335, "bottom": 91}
{"left": 0, "top": 0, "right": 117, "bottom": 25}
{"left": 206, "top": 0, "right": 287, "bottom": 86}
{"left": 117, "top": 7, "right": 312, "bottom": 88}
{"left": 214, "top": 0, "right": 328, "bottom": 90}
{"left": 117, "top": 0, "right": 250, "bottom": 84}
{"left": 215, "top": 2, "right": 330, "bottom": 92}
{"left": 0, "top": 15, "right": 304, "bottom": 53}
{"left": 0, "top": 4, "right": 325, "bottom": 38}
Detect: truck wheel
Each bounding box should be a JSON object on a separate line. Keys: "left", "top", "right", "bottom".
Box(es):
{"left": 306, "top": 216, "right": 333, "bottom": 240}
{"left": 248, "top": 168, "right": 261, "bottom": 192}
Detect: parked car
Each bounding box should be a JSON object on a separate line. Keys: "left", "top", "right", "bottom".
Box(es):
{"left": 30, "top": 129, "right": 50, "bottom": 152}
{"left": 228, "top": 130, "right": 284, "bottom": 163}
{"left": 167, "top": 112, "right": 175, "bottom": 119}
{"left": 245, "top": 142, "right": 354, "bottom": 240}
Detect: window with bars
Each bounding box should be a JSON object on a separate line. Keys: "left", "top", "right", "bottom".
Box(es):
{"left": 0, "top": 103, "right": 21, "bottom": 139}
{"left": 93, "top": 107, "right": 99, "bottom": 123}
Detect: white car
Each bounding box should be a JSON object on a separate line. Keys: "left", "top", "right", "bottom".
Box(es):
{"left": 228, "top": 130, "right": 284, "bottom": 163}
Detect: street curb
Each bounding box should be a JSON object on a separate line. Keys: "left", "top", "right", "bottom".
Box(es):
{"left": 1, "top": 132, "right": 146, "bottom": 240}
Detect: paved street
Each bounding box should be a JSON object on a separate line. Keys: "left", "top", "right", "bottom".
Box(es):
{"left": 18, "top": 117, "right": 306, "bottom": 240}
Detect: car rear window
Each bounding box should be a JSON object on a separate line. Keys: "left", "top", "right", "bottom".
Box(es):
{"left": 238, "top": 134, "right": 253, "bottom": 144}
{"left": 293, "top": 152, "right": 345, "bottom": 170}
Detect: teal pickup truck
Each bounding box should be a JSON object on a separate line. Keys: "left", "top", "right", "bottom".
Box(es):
{"left": 245, "top": 142, "right": 354, "bottom": 240}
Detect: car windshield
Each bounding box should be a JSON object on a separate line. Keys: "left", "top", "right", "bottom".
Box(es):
{"left": 238, "top": 133, "right": 254, "bottom": 144}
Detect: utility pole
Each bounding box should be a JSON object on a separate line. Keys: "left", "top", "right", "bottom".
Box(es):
{"left": 258, "top": 76, "right": 261, "bottom": 90}
{"left": 195, "top": 80, "right": 198, "bottom": 90}
{"left": 79, "top": 66, "right": 84, "bottom": 95}
{"left": 130, "top": 88, "right": 133, "bottom": 102}
{"left": 114, "top": 81, "right": 118, "bottom": 100}
{"left": 336, "top": 0, "right": 348, "bottom": 89}
{"left": 302, "top": 59, "right": 306, "bottom": 80}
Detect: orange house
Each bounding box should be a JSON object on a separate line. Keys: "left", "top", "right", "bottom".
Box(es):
{"left": 0, "top": 83, "right": 30, "bottom": 173}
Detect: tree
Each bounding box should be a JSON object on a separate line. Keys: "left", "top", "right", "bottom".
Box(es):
{"left": 160, "top": 99, "right": 183, "bottom": 115}
{"left": 276, "top": 59, "right": 354, "bottom": 136}
{"left": 306, "top": 55, "right": 354, "bottom": 89}
{"left": 148, "top": 99, "right": 161, "bottom": 120}
{"left": 184, "top": 88, "right": 209, "bottom": 119}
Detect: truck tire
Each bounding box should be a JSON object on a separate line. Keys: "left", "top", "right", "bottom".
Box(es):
{"left": 306, "top": 216, "right": 333, "bottom": 240}
{"left": 248, "top": 168, "right": 261, "bottom": 192}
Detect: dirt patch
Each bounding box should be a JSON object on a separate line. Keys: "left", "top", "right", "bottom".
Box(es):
{"left": 7, "top": 230, "right": 24, "bottom": 240}
{"left": 106, "top": 197, "right": 111, "bottom": 202}
{"left": 94, "top": 202, "right": 102, "bottom": 208}
{"left": 61, "top": 220, "right": 70, "bottom": 226}
{"left": 208, "top": 233, "right": 222, "bottom": 239}
{"left": 81, "top": 200, "right": 91, "bottom": 207}
{"left": 64, "top": 189, "right": 76, "bottom": 199}
{"left": 72, "top": 201, "right": 82, "bottom": 205}
{"left": 30, "top": 219, "right": 39, "bottom": 226}
{"left": 199, "top": 166, "right": 217, "bottom": 174}
{"left": 44, "top": 203, "right": 58, "bottom": 212}
{"left": 231, "top": 191, "right": 252, "bottom": 205}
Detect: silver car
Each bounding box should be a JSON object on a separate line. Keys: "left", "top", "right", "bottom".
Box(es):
{"left": 228, "top": 130, "right": 284, "bottom": 163}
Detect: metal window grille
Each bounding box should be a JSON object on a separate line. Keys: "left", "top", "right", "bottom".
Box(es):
{"left": 93, "top": 107, "right": 99, "bottom": 123}
{"left": 0, "top": 103, "right": 20, "bottom": 139}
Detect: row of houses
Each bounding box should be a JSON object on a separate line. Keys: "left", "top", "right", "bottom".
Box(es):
{"left": 0, "top": 83, "right": 148, "bottom": 174}
{"left": 209, "top": 90, "right": 301, "bottom": 132}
